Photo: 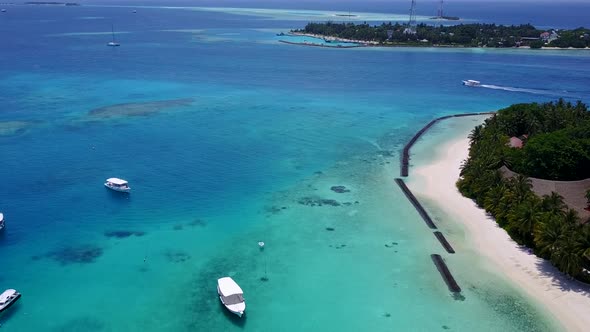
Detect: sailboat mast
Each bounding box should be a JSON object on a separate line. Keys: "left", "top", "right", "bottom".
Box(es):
{"left": 111, "top": 23, "right": 115, "bottom": 42}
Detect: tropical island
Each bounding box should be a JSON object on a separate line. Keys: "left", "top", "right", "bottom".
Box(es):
{"left": 457, "top": 99, "right": 590, "bottom": 282}
{"left": 292, "top": 22, "right": 590, "bottom": 49}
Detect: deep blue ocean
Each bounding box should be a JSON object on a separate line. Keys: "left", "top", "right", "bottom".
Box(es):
{"left": 0, "top": 1, "right": 589, "bottom": 331}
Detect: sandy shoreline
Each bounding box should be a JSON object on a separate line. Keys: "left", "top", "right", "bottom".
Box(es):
{"left": 407, "top": 125, "right": 590, "bottom": 331}
{"left": 288, "top": 32, "right": 590, "bottom": 50}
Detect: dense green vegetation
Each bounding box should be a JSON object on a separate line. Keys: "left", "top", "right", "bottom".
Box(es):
{"left": 457, "top": 100, "right": 590, "bottom": 281}
{"left": 496, "top": 100, "right": 590, "bottom": 180}
{"left": 296, "top": 22, "right": 590, "bottom": 48}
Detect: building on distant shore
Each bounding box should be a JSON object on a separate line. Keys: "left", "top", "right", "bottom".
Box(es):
{"left": 540, "top": 31, "right": 560, "bottom": 43}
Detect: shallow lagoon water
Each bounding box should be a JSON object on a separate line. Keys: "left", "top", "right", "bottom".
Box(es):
{"left": 0, "top": 3, "right": 589, "bottom": 331}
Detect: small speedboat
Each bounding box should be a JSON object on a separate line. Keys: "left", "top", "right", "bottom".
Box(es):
{"left": 217, "top": 277, "right": 246, "bottom": 317}
{"left": 462, "top": 79, "right": 481, "bottom": 87}
{"left": 104, "top": 178, "right": 131, "bottom": 193}
{"left": 0, "top": 289, "right": 21, "bottom": 313}
{"left": 0, "top": 213, "right": 4, "bottom": 231}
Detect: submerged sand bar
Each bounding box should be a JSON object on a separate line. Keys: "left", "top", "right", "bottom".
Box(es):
{"left": 88, "top": 98, "right": 194, "bottom": 119}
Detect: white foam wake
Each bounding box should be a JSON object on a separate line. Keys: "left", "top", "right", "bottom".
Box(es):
{"left": 478, "top": 84, "right": 582, "bottom": 98}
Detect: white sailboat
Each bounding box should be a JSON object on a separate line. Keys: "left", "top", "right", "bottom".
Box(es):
{"left": 0, "top": 212, "right": 4, "bottom": 231}
{"left": 107, "top": 24, "right": 120, "bottom": 47}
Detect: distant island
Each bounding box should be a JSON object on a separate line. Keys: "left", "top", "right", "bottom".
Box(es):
{"left": 458, "top": 99, "right": 590, "bottom": 282}
{"left": 24, "top": 2, "right": 80, "bottom": 5}
{"left": 293, "top": 22, "right": 590, "bottom": 49}
{"left": 430, "top": 16, "right": 460, "bottom": 21}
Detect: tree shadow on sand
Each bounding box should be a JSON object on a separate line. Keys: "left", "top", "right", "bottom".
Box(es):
{"left": 532, "top": 253, "right": 590, "bottom": 297}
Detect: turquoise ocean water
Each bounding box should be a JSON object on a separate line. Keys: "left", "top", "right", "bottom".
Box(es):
{"left": 1, "top": 2, "right": 589, "bottom": 331}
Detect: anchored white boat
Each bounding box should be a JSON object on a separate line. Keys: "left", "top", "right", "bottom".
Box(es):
{"left": 0, "top": 289, "right": 21, "bottom": 313}
{"left": 104, "top": 178, "right": 130, "bottom": 193}
{"left": 0, "top": 212, "right": 4, "bottom": 231}
{"left": 462, "top": 79, "right": 481, "bottom": 87}
{"left": 217, "top": 277, "right": 246, "bottom": 317}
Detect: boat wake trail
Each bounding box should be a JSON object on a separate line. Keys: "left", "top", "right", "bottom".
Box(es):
{"left": 478, "top": 84, "right": 582, "bottom": 99}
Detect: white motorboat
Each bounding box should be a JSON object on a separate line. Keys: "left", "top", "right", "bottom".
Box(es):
{"left": 0, "top": 289, "right": 21, "bottom": 313}
{"left": 462, "top": 79, "right": 481, "bottom": 87}
{"left": 0, "top": 212, "right": 4, "bottom": 231}
{"left": 217, "top": 277, "right": 246, "bottom": 317}
{"left": 104, "top": 178, "right": 131, "bottom": 193}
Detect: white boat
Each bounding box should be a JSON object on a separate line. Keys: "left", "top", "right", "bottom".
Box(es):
{"left": 462, "top": 79, "right": 481, "bottom": 87}
{"left": 0, "top": 289, "right": 21, "bottom": 313}
{"left": 0, "top": 213, "right": 4, "bottom": 231}
{"left": 107, "top": 24, "right": 120, "bottom": 47}
{"left": 217, "top": 277, "right": 246, "bottom": 317}
{"left": 104, "top": 178, "right": 130, "bottom": 193}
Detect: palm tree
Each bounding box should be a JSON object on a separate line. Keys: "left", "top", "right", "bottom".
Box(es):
{"left": 509, "top": 174, "right": 533, "bottom": 204}
{"left": 552, "top": 231, "right": 583, "bottom": 278}
{"left": 541, "top": 192, "right": 566, "bottom": 215}
{"left": 576, "top": 226, "right": 590, "bottom": 264}
{"left": 533, "top": 215, "right": 564, "bottom": 258}
{"left": 492, "top": 190, "right": 514, "bottom": 226}
{"left": 508, "top": 198, "right": 543, "bottom": 243}
{"left": 484, "top": 184, "right": 506, "bottom": 214}
{"left": 468, "top": 125, "right": 483, "bottom": 145}
{"left": 563, "top": 209, "right": 580, "bottom": 225}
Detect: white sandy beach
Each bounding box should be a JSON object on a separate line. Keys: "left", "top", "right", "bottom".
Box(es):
{"left": 408, "top": 127, "right": 590, "bottom": 332}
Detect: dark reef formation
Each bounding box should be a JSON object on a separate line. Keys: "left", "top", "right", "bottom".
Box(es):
{"left": 187, "top": 218, "right": 207, "bottom": 227}
{"left": 104, "top": 230, "right": 146, "bottom": 238}
{"left": 88, "top": 98, "right": 194, "bottom": 119}
{"left": 330, "top": 185, "right": 350, "bottom": 193}
{"left": 164, "top": 250, "right": 191, "bottom": 263}
{"left": 297, "top": 196, "right": 341, "bottom": 207}
{"left": 34, "top": 244, "right": 104, "bottom": 265}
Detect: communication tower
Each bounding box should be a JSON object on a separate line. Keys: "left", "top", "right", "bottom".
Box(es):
{"left": 437, "top": 0, "right": 444, "bottom": 18}
{"left": 405, "top": 0, "right": 417, "bottom": 34}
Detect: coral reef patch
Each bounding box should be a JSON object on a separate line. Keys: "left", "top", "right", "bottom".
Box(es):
{"left": 297, "top": 196, "right": 341, "bottom": 207}
{"left": 104, "top": 230, "right": 146, "bottom": 238}
{"left": 164, "top": 250, "right": 191, "bottom": 263}
{"left": 38, "top": 244, "right": 104, "bottom": 265}
{"left": 330, "top": 185, "right": 350, "bottom": 193}
{"left": 187, "top": 218, "right": 207, "bottom": 227}
{"left": 88, "top": 98, "right": 194, "bottom": 119}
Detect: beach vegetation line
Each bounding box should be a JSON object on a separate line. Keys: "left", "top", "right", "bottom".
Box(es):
{"left": 295, "top": 22, "right": 590, "bottom": 49}
{"left": 457, "top": 100, "right": 590, "bottom": 281}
